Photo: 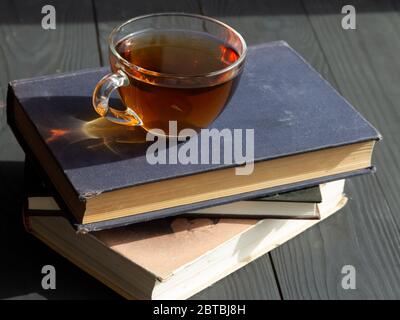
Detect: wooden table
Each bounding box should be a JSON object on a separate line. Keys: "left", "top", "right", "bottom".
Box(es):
{"left": 1, "top": 0, "right": 399, "bottom": 300}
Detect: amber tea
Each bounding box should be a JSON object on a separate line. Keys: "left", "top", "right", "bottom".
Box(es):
{"left": 93, "top": 14, "right": 246, "bottom": 136}
{"left": 111, "top": 30, "right": 241, "bottom": 134}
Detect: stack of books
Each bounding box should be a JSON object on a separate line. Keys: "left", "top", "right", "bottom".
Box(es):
{"left": 7, "top": 41, "right": 380, "bottom": 299}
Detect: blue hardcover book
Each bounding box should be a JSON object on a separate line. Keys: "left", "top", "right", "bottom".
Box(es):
{"left": 7, "top": 41, "right": 380, "bottom": 231}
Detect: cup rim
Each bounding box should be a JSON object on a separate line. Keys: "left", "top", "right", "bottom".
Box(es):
{"left": 108, "top": 12, "right": 247, "bottom": 79}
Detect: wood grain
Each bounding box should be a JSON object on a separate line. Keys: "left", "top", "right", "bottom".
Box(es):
{"left": 303, "top": 0, "right": 400, "bottom": 216}
{"left": 203, "top": 0, "right": 400, "bottom": 299}
{"left": 200, "top": 0, "right": 335, "bottom": 83}
{"left": 0, "top": 0, "right": 101, "bottom": 162}
{"left": 2, "top": 0, "right": 399, "bottom": 300}
{"left": 271, "top": 176, "right": 400, "bottom": 299}
{"left": 0, "top": 0, "right": 119, "bottom": 300}
{"left": 0, "top": 0, "right": 101, "bottom": 205}
{"left": 93, "top": 0, "right": 201, "bottom": 64}
{"left": 268, "top": 0, "right": 400, "bottom": 299}
{"left": 192, "top": 254, "right": 280, "bottom": 300}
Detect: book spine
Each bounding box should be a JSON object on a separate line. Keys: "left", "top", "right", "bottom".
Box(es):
{"left": 22, "top": 200, "right": 64, "bottom": 233}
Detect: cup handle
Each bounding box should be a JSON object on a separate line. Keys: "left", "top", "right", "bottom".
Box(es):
{"left": 92, "top": 70, "right": 143, "bottom": 126}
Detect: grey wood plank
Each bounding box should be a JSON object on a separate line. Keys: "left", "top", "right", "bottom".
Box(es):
{"left": 302, "top": 0, "right": 400, "bottom": 217}
{"left": 203, "top": 0, "right": 400, "bottom": 299}
{"left": 0, "top": 0, "right": 101, "bottom": 162}
{"left": 192, "top": 254, "right": 280, "bottom": 300}
{"left": 93, "top": 0, "right": 201, "bottom": 64}
{"left": 0, "top": 0, "right": 101, "bottom": 103}
{"left": 93, "top": 0, "right": 282, "bottom": 300}
{"left": 271, "top": 176, "right": 400, "bottom": 299}
{"left": 268, "top": 0, "right": 400, "bottom": 299}
{"left": 0, "top": 0, "right": 100, "bottom": 206}
{"left": 199, "top": 0, "right": 333, "bottom": 300}
{"left": 0, "top": 0, "right": 120, "bottom": 300}
{"left": 199, "top": 0, "right": 335, "bottom": 83}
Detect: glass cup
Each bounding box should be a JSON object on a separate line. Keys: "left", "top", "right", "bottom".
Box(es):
{"left": 92, "top": 13, "right": 247, "bottom": 137}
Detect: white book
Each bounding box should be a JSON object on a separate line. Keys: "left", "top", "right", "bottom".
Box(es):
{"left": 28, "top": 182, "right": 340, "bottom": 220}
{"left": 189, "top": 180, "right": 344, "bottom": 218}
{"left": 25, "top": 180, "right": 346, "bottom": 299}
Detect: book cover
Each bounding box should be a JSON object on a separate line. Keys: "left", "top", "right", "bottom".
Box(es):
{"left": 8, "top": 41, "right": 380, "bottom": 228}
{"left": 25, "top": 157, "right": 323, "bottom": 223}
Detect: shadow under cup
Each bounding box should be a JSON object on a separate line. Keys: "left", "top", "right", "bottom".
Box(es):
{"left": 93, "top": 13, "right": 247, "bottom": 137}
